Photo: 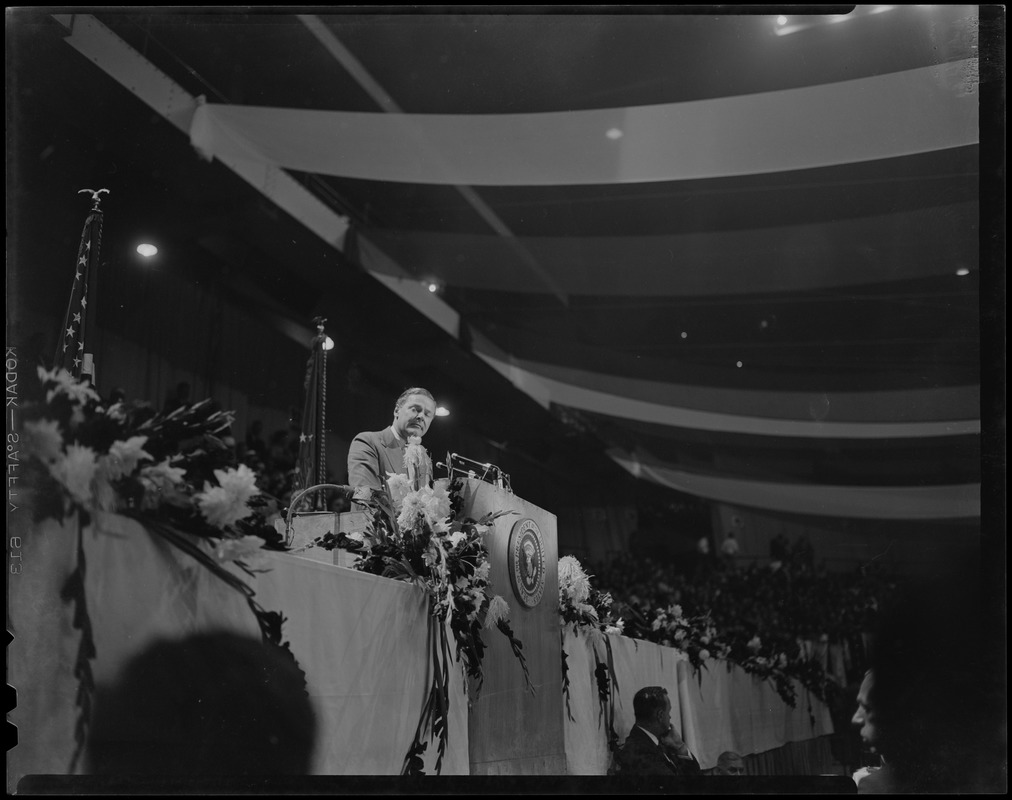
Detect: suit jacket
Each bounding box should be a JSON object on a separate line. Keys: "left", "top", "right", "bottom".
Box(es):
{"left": 614, "top": 725, "right": 702, "bottom": 777}
{"left": 347, "top": 428, "right": 405, "bottom": 493}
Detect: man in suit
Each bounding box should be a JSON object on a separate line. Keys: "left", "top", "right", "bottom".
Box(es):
{"left": 347, "top": 387, "right": 436, "bottom": 500}
{"left": 613, "top": 686, "right": 701, "bottom": 776}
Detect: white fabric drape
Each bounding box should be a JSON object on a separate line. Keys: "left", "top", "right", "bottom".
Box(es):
{"left": 561, "top": 629, "right": 835, "bottom": 773}
{"left": 609, "top": 454, "right": 980, "bottom": 520}
{"left": 188, "top": 60, "right": 978, "bottom": 186}
{"left": 7, "top": 512, "right": 469, "bottom": 785}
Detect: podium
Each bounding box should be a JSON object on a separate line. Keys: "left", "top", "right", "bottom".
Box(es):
{"left": 455, "top": 479, "right": 565, "bottom": 775}
{"left": 289, "top": 478, "right": 565, "bottom": 774}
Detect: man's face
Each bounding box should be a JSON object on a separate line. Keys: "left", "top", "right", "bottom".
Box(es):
{"left": 851, "top": 671, "right": 878, "bottom": 749}
{"left": 393, "top": 393, "right": 436, "bottom": 440}
{"left": 653, "top": 695, "right": 673, "bottom": 736}
{"left": 717, "top": 756, "right": 745, "bottom": 776}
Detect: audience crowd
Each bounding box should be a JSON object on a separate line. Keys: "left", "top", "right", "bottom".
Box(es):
{"left": 591, "top": 535, "right": 892, "bottom": 685}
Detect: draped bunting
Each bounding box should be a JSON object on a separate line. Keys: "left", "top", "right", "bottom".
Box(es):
{"left": 474, "top": 351, "right": 979, "bottom": 437}
{"left": 188, "top": 60, "right": 978, "bottom": 187}
{"left": 608, "top": 452, "right": 980, "bottom": 520}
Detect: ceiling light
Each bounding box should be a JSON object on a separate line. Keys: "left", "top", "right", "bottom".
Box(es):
{"left": 736, "top": 361, "right": 743, "bottom": 368}
{"left": 435, "top": 406, "right": 450, "bottom": 417}
{"left": 955, "top": 267, "right": 970, "bottom": 276}
{"left": 426, "top": 281, "right": 439, "bottom": 293}
{"left": 322, "top": 336, "right": 335, "bottom": 351}
{"left": 680, "top": 331, "right": 688, "bottom": 339}
{"left": 136, "top": 243, "right": 158, "bottom": 257}
{"left": 776, "top": 15, "right": 788, "bottom": 25}
{"left": 606, "top": 128, "right": 623, "bottom": 140}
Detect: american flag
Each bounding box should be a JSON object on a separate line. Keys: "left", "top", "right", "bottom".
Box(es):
{"left": 291, "top": 318, "right": 328, "bottom": 508}
{"left": 55, "top": 189, "right": 108, "bottom": 381}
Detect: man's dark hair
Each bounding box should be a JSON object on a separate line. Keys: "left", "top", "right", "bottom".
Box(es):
{"left": 87, "top": 631, "right": 316, "bottom": 776}
{"left": 394, "top": 387, "right": 435, "bottom": 411}
{"left": 632, "top": 685, "right": 668, "bottom": 722}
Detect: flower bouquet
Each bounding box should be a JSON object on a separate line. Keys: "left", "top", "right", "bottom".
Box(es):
{"left": 19, "top": 367, "right": 301, "bottom": 769}
{"left": 556, "top": 555, "right": 624, "bottom": 748}
{"left": 346, "top": 438, "right": 532, "bottom": 775}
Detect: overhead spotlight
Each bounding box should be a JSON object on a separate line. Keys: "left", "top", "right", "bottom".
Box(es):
{"left": 435, "top": 406, "right": 450, "bottom": 417}
{"left": 777, "top": 15, "right": 788, "bottom": 25}
{"left": 736, "top": 360, "right": 743, "bottom": 368}
{"left": 955, "top": 267, "right": 970, "bottom": 276}
{"left": 322, "top": 336, "right": 335, "bottom": 351}
{"left": 680, "top": 331, "right": 688, "bottom": 339}
{"left": 426, "top": 281, "right": 439, "bottom": 293}
{"left": 136, "top": 243, "right": 158, "bottom": 257}
{"left": 606, "top": 128, "right": 623, "bottom": 140}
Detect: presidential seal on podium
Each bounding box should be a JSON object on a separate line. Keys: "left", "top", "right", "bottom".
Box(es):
{"left": 508, "top": 517, "right": 546, "bottom": 608}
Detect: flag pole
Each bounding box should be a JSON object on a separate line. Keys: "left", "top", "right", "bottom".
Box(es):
{"left": 292, "top": 317, "right": 329, "bottom": 510}
{"left": 55, "top": 188, "right": 108, "bottom": 384}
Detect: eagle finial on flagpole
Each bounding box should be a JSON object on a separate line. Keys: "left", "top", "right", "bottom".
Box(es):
{"left": 77, "top": 188, "right": 110, "bottom": 211}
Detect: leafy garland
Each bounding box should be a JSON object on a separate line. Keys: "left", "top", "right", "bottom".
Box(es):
{"left": 315, "top": 444, "right": 532, "bottom": 776}
{"left": 558, "top": 555, "right": 831, "bottom": 714}
{"left": 20, "top": 367, "right": 303, "bottom": 770}
{"left": 557, "top": 556, "right": 624, "bottom": 755}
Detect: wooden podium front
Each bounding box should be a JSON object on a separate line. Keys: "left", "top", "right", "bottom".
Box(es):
{"left": 456, "top": 479, "right": 566, "bottom": 775}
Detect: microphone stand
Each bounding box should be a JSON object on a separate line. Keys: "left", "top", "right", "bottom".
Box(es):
{"left": 438, "top": 452, "right": 512, "bottom": 493}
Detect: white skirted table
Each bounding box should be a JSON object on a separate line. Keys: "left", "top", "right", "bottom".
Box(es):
{"left": 8, "top": 511, "right": 833, "bottom": 788}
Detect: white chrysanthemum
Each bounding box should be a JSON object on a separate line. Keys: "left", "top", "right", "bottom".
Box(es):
{"left": 396, "top": 490, "right": 426, "bottom": 530}
{"left": 473, "top": 561, "right": 490, "bottom": 583}
{"left": 214, "top": 534, "right": 266, "bottom": 564}
{"left": 484, "top": 594, "right": 510, "bottom": 629}
{"left": 605, "top": 620, "right": 625, "bottom": 635}
{"left": 674, "top": 628, "right": 687, "bottom": 642}
{"left": 651, "top": 617, "right": 664, "bottom": 632}
{"left": 421, "top": 482, "right": 451, "bottom": 528}
{"left": 386, "top": 472, "right": 411, "bottom": 506}
{"left": 49, "top": 444, "right": 98, "bottom": 505}
{"left": 139, "top": 458, "right": 188, "bottom": 494}
{"left": 215, "top": 463, "right": 260, "bottom": 498}
{"left": 699, "top": 649, "right": 711, "bottom": 660}
{"left": 103, "top": 436, "right": 153, "bottom": 480}
{"left": 195, "top": 465, "right": 260, "bottom": 530}
{"left": 558, "top": 555, "right": 591, "bottom": 604}
{"left": 39, "top": 366, "right": 101, "bottom": 406}
{"left": 23, "top": 418, "right": 64, "bottom": 463}
{"left": 671, "top": 604, "right": 683, "bottom": 619}
{"left": 447, "top": 530, "right": 466, "bottom": 548}
{"left": 747, "top": 635, "right": 762, "bottom": 651}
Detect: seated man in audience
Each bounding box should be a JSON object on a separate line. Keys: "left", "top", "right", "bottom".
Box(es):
{"left": 613, "top": 686, "right": 701, "bottom": 776}
{"left": 714, "top": 750, "right": 746, "bottom": 776}
{"left": 347, "top": 386, "right": 436, "bottom": 502}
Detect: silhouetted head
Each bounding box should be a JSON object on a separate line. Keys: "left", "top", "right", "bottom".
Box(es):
{"left": 87, "top": 631, "right": 316, "bottom": 776}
